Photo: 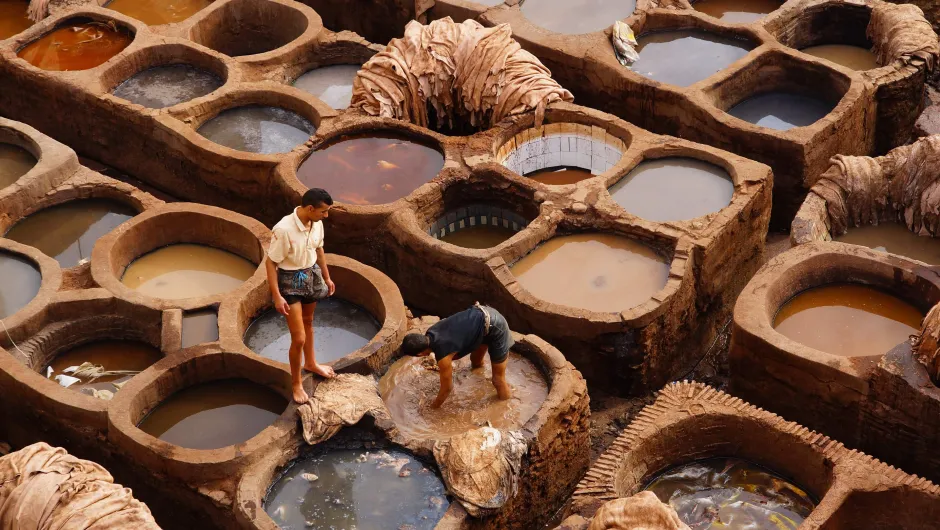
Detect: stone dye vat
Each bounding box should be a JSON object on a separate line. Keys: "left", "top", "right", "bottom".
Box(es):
{"left": 726, "top": 92, "right": 836, "bottom": 131}
{"left": 608, "top": 157, "right": 734, "bottom": 221}
{"left": 692, "top": 0, "right": 782, "bottom": 23}
{"left": 197, "top": 106, "right": 315, "bottom": 154}
{"left": 498, "top": 121, "right": 625, "bottom": 184}
{"left": 188, "top": 0, "right": 309, "bottom": 57}
{"left": 122, "top": 244, "right": 256, "bottom": 300}
{"left": 0, "top": 250, "right": 41, "bottom": 320}
{"left": 181, "top": 309, "right": 219, "bottom": 347}
{"left": 0, "top": 0, "right": 31, "bottom": 40}
{"left": 834, "top": 223, "right": 940, "bottom": 264}
{"left": 298, "top": 133, "right": 444, "bottom": 205}
{"left": 293, "top": 64, "right": 360, "bottom": 110}
{"left": 46, "top": 340, "right": 162, "bottom": 396}
{"left": 431, "top": 204, "right": 527, "bottom": 250}
{"left": 105, "top": 0, "right": 213, "bottom": 25}
{"left": 0, "top": 142, "right": 36, "bottom": 189}
{"left": 565, "top": 381, "right": 940, "bottom": 529}
{"left": 5, "top": 199, "right": 136, "bottom": 268}
{"left": 17, "top": 18, "right": 133, "bottom": 71}
{"left": 801, "top": 44, "right": 879, "bottom": 71}
{"left": 112, "top": 65, "right": 223, "bottom": 109}
{"left": 264, "top": 447, "right": 449, "bottom": 530}
{"left": 631, "top": 30, "right": 753, "bottom": 87}
{"left": 519, "top": 0, "right": 636, "bottom": 35}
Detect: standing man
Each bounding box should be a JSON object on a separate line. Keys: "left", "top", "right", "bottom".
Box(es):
{"left": 266, "top": 188, "right": 337, "bottom": 403}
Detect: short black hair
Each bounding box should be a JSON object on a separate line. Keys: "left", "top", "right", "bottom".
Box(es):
{"left": 401, "top": 333, "right": 431, "bottom": 356}
{"left": 302, "top": 188, "right": 333, "bottom": 208}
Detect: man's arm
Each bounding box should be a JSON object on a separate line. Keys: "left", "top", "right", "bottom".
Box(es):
{"left": 266, "top": 257, "right": 290, "bottom": 316}
{"left": 316, "top": 247, "right": 335, "bottom": 296}
{"left": 431, "top": 354, "right": 454, "bottom": 408}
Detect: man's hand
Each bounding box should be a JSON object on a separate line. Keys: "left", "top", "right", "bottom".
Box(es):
{"left": 275, "top": 295, "right": 290, "bottom": 316}
{"left": 326, "top": 278, "right": 336, "bottom": 296}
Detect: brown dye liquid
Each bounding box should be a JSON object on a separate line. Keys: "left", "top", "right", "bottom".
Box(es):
{"left": 801, "top": 44, "right": 879, "bottom": 71}
{"left": 0, "top": 0, "right": 32, "bottom": 40}
{"left": 774, "top": 284, "right": 923, "bottom": 357}
{"left": 0, "top": 251, "right": 41, "bottom": 320}
{"left": 609, "top": 157, "right": 734, "bottom": 222}
{"left": 379, "top": 353, "right": 548, "bottom": 440}
{"left": 17, "top": 20, "right": 133, "bottom": 71}
{"left": 105, "top": 0, "right": 211, "bottom": 25}
{"left": 5, "top": 199, "right": 136, "bottom": 268}
{"left": 692, "top": 0, "right": 781, "bottom": 23}
{"left": 121, "top": 244, "right": 256, "bottom": 300}
{"left": 181, "top": 309, "right": 219, "bottom": 347}
{"left": 632, "top": 30, "right": 752, "bottom": 87}
{"left": 440, "top": 225, "right": 517, "bottom": 249}
{"left": 297, "top": 134, "right": 445, "bottom": 206}
{"left": 46, "top": 340, "right": 161, "bottom": 395}
{"left": 0, "top": 142, "right": 36, "bottom": 189}
{"left": 525, "top": 165, "right": 594, "bottom": 186}
{"left": 834, "top": 222, "right": 940, "bottom": 265}
{"left": 645, "top": 458, "right": 816, "bottom": 530}
{"left": 137, "top": 378, "right": 286, "bottom": 449}
{"left": 510, "top": 233, "right": 670, "bottom": 313}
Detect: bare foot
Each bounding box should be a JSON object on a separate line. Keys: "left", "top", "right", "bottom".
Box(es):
{"left": 292, "top": 383, "right": 309, "bottom": 404}
{"left": 304, "top": 363, "right": 336, "bottom": 379}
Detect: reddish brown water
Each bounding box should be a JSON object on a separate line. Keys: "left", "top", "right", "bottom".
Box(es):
{"left": 0, "top": 0, "right": 32, "bottom": 40}
{"left": 440, "top": 225, "right": 517, "bottom": 249}
{"left": 774, "top": 284, "right": 923, "bottom": 357}
{"left": 46, "top": 340, "right": 162, "bottom": 396}
{"left": 692, "top": 0, "right": 782, "bottom": 23}
{"left": 297, "top": 135, "right": 444, "bottom": 206}
{"left": 17, "top": 20, "right": 133, "bottom": 71}
{"left": 801, "top": 44, "right": 879, "bottom": 71}
{"left": 0, "top": 143, "right": 36, "bottom": 189}
{"left": 121, "top": 244, "right": 256, "bottom": 300}
{"left": 510, "top": 233, "right": 670, "bottom": 313}
{"left": 379, "top": 353, "right": 548, "bottom": 440}
{"left": 105, "top": 0, "right": 212, "bottom": 25}
{"left": 525, "top": 166, "right": 594, "bottom": 186}
{"left": 834, "top": 223, "right": 940, "bottom": 265}
{"left": 137, "top": 378, "right": 286, "bottom": 449}
{"left": 646, "top": 458, "right": 816, "bottom": 529}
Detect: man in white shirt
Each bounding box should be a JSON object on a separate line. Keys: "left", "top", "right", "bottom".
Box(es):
{"left": 265, "top": 188, "right": 337, "bottom": 403}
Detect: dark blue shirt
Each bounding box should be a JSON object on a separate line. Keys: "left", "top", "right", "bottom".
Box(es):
{"left": 427, "top": 306, "right": 485, "bottom": 361}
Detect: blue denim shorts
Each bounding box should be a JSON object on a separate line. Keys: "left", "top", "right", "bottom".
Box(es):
{"left": 481, "top": 306, "right": 514, "bottom": 364}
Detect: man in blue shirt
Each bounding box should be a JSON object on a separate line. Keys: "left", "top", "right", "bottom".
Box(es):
{"left": 401, "top": 303, "right": 515, "bottom": 408}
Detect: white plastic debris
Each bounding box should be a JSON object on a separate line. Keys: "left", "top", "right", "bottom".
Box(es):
{"left": 302, "top": 473, "right": 318, "bottom": 482}
{"left": 54, "top": 375, "right": 81, "bottom": 388}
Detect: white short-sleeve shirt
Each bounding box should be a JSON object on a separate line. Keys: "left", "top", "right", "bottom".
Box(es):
{"left": 267, "top": 208, "right": 324, "bottom": 270}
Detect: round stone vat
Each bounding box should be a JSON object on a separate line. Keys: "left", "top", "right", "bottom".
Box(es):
{"left": 297, "top": 131, "right": 445, "bottom": 206}
{"left": 292, "top": 64, "right": 360, "bottom": 110}
{"left": 692, "top": 0, "right": 782, "bottom": 23}
{"left": 497, "top": 122, "right": 629, "bottom": 186}
{"left": 46, "top": 340, "right": 162, "bottom": 397}
{"left": 631, "top": 30, "right": 753, "bottom": 87}
{"left": 519, "top": 0, "right": 635, "bottom": 35}
{"left": 105, "top": 0, "right": 213, "bottom": 25}
{"left": 196, "top": 105, "right": 315, "bottom": 154}
{"left": 0, "top": 247, "right": 43, "bottom": 320}
{"left": 188, "top": 0, "right": 308, "bottom": 57}
{"left": 608, "top": 156, "right": 734, "bottom": 222}
{"left": 0, "top": 141, "right": 36, "bottom": 190}
{"left": 4, "top": 198, "right": 138, "bottom": 268}
{"left": 112, "top": 64, "right": 223, "bottom": 109}
{"left": 91, "top": 203, "right": 267, "bottom": 310}
{"left": 770, "top": 0, "right": 880, "bottom": 72}
{"left": 727, "top": 91, "right": 836, "bottom": 131}
{"left": 16, "top": 17, "right": 134, "bottom": 71}
{"left": 0, "top": 0, "right": 33, "bottom": 40}
{"left": 430, "top": 204, "right": 531, "bottom": 250}
{"left": 833, "top": 223, "right": 940, "bottom": 265}
{"left": 818, "top": 488, "right": 940, "bottom": 530}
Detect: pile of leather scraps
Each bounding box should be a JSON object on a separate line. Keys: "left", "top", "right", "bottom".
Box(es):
{"left": 351, "top": 17, "right": 573, "bottom": 130}
{"left": 0, "top": 442, "right": 161, "bottom": 529}
{"left": 587, "top": 492, "right": 691, "bottom": 530}
{"left": 867, "top": 2, "right": 938, "bottom": 71}
{"left": 914, "top": 303, "right": 940, "bottom": 383}
{"left": 296, "top": 373, "right": 392, "bottom": 445}
{"left": 792, "top": 135, "right": 940, "bottom": 243}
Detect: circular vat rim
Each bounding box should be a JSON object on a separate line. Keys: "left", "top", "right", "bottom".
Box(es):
{"left": 734, "top": 241, "right": 940, "bottom": 373}
{"left": 107, "top": 348, "right": 298, "bottom": 480}
{"left": 0, "top": 238, "right": 62, "bottom": 330}
{"left": 90, "top": 202, "right": 269, "bottom": 311}
{"left": 0, "top": 118, "right": 80, "bottom": 209}
{"left": 218, "top": 252, "right": 408, "bottom": 375}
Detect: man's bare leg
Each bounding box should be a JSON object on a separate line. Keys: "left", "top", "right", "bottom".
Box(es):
{"left": 301, "top": 302, "right": 335, "bottom": 378}
{"left": 285, "top": 301, "right": 309, "bottom": 403}
{"left": 491, "top": 359, "right": 511, "bottom": 400}
{"left": 470, "top": 344, "right": 488, "bottom": 369}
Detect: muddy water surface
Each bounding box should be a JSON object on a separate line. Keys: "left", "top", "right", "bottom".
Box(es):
{"left": 17, "top": 20, "right": 133, "bottom": 71}
{"left": 521, "top": 0, "right": 636, "bottom": 34}
{"left": 379, "top": 353, "right": 548, "bottom": 440}
{"left": 834, "top": 223, "right": 940, "bottom": 265}
{"left": 801, "top": 44, "right": 878, "bottom": 71}
{"left": 774, "top": 284, "right": 923, "bottom": 357}
{"left": 47, "top": 340, "right": 161, "bottom": 395}
{"left": 0, "top": 143, "right": 36, "bottom": 189}
{"left": 105, "top": 0, "right": 212, "bottom": 25}
{"left": 526, "top": 166, "right": 594, "bottom": 186}
{"left": 298, "top": 135, "right": 444, "bottom": 205}
{"left": 632, "top": 31, "right": 752, "bottom": 87}
{"left": 265, "top": 448, "right": 449, "bottom": 530}
{"left": 197, "top": 106, "right": 315, "bottom": 154}
{"left": 610, "top": 157, "right": 734, "bottom": 221}
{"left": 121, "top": 244, "right": 256, "bottom": 300}
{"left": 112, "top": 65, "right": 222, "bottom": 108}
{"left": 182, "top": 309, "right": 219, "bottom": 347}
{"left": 510, "top": 233, "right": 670, "bottom": 313}
{"left": 137, "top": 378, "right": 286, "bottom": 449}
{"left": 293, "top": 65, "right": 359, "bottom": 110}
{"left": 0, "top": 252, "right": 41, "bottom": 320}
{"left": 692, "top": 0, "right": 781, "bottom": 23}
{"left": 645, "top": 458, "right": 816, "bottom": 530}
{"left": 5, "top": 199, "right": 136, "bottom": 268}
{"left": 244, "top": 298, "right": 380, "bottom": 364}
{"left": 0, "top": 0, "right": 32, "bottom": 40}
{"left": 727, "top": 92, "right": 834, "bottom": 131}
{"left": 440, "top": 225, "right": 517, "bottom": 249}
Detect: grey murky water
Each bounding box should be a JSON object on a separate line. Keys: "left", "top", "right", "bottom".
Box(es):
{"left": 182, "top": 309, "right": 219, "bottom": 347}
{"left": 197, "top": 105, "right": 315, "bottom": 154}
{"left": 609, "top": 157, "right": 734, "bottom": 221}
{"left": 520, "top": 0, "right": 636, "bottom": 35}
{"left": 292, "top": 65, "right": 359, "bottom": 110}
{"left": 631, "top": 31, "right": 752, "bottom": 87}
{"left": 0, "top": 251, "right": 41, "bottom": 320}
{"left": 727, "top": 92, "right": 834, "bottom": 131}
{"left": 112, "top": 64, "right": 223, "bottom": 109}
